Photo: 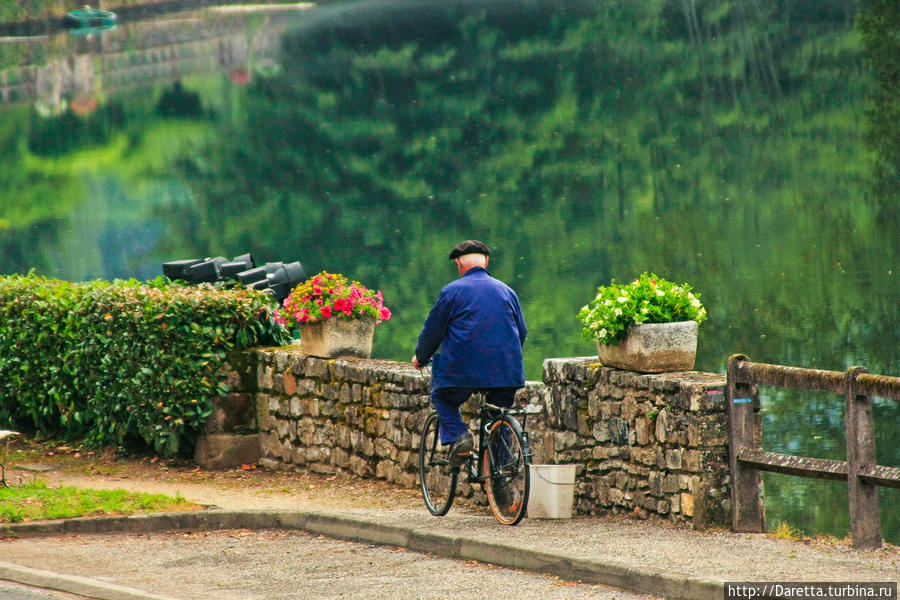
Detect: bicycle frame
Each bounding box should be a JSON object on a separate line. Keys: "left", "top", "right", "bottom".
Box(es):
{"left": 458, "top": 401, "right": 534, "bottom": 485}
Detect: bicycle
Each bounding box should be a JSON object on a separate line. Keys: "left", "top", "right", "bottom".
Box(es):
{"left": 418, "top": 395, "right": 538, "bottom": 526}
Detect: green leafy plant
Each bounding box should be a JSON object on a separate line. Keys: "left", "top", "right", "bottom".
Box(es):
{"left": 0, "top": 273, "right": 289, "bottom": 456}
{"left": 275, "top": 271, "right": 392, "bottom": 329}
{"left": 578, "top": 272, "right": 707, "bottom": 346}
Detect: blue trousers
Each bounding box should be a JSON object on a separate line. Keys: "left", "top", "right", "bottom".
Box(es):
{"left": 431, "top": 387, "right": 517, "bottom": 444}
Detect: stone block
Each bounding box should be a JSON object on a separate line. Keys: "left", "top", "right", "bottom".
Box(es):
{"left": 375, "top": 459, "right": 392, "bottom": 479}
{"left": 309, "top": 462, "right": 336, "bottom": 475}
{"left": 318, "top": 383, "right": 340, "bottom": 401}
{"left": 275, "top": 398, "right": 289, "bottom": 418}
{"left": 259, "top": 431, "right": 281, "bottom": 458}
{"left": 634, "top": 417, "right": 651, "bottom": 445}
{"left": 301, "top": 398, "right": 320, "bottom": 417}
{"left": 682, "top": 449, "right": 702, "bottom": 472}
{"left": 304, "top": 357, "right": 331, "bottom": 379}
{"left": 331, "top": 447, "right": 350, "bottom": 468}
{"left": 688, "top": 414, "right": 728, "bottom": 447}
{"left": 681, "top": 492, "right": 694, "bottom": 517}
{"left": 663, "top": 474, "right": 681, "bottom": 494}
{"left": 297, "top": 378, "right": 317, "bottom": 396}
{"left": 255, "top": 395, "right": 274, "bottom": 432}
{"left": 665, "top": 448, "right": 683, "bottom": 470}
{"left": 621, "top": 396, "right": 637, "bottom": 422}
{"left": 349, "top": 455, "right": 373, "bottom": 477}
{"left": 290, "top": 398, "right": 302, "bottom": 418}
{"left": 655, "top": 409, "right": 668, "bottom": 443}
{"left": 588, "top": 396, "right": 601, "bottom": 419}
{"left": 374, "top": 438, "right": 396, "bottom": 459}
{"left": 259, "top": 457, "right": 286, "bottom": 471}
{"left": 335, "top": 425, "right": 351, "bottom": 449}
{"left": 257, "top": 364, "right": 274, "bottom": 390}
{"left": 283, "top": 372, "right": 298, "bottom": 396}
{"left": 591, "top": 421, "right": 610, "bottom": 443}
{"left": 194, "top": 433, "right": 260, "bottom": 470}
{"left": 609, "top": 487, "right": 625, "bottom": 505}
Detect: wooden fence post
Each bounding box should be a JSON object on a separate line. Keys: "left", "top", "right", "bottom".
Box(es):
{"left": 727, "top": 354, "right": 765, "bottom": 532}
{"left": 845, "top": 366, "right": 882, "bottom": 549}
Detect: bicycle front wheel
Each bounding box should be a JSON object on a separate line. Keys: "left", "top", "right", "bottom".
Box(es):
{"left": 482, "top": 415, "right": 530, "bottom": 525}
{"left": 419, "top": 412, "right": 458, "bottom": 516}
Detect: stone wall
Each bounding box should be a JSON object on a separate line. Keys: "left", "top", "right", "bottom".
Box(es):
{"left": 527, "top": 358, "right": 730, "bottom": 527}
{"left": 215, "top": 347, "right": 730, "bottom": 528}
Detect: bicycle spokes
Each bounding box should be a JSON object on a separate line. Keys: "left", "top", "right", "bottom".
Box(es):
{"left": 483, "top": 417, "right": 529, "bottom": 525}
{"left": 419, "top": 412, "right": 458, "bottom": 516}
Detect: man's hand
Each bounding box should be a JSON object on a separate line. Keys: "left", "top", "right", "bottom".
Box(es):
{"left": 412, "top": 355, "right": 422, "bottom": 370}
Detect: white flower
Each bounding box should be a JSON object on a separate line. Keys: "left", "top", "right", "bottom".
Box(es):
{"left": 656, "top": 290, "right": 665, "bottom": 297}
{"left": 599, "top": 328, "right": 607, "bottom": 338}
{"left": 617, "top": 296, "right": 628, "bottom": 303}
{"left": 614, "top": 308, "right": 622, "bottom": 316}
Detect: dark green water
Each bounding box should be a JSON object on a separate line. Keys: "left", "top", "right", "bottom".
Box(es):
{"left": 0, "top": 0, "right": 897, "bottom": 541}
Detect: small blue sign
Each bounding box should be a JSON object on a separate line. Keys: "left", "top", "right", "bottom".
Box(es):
{"left": 733, "top": 397, "right": 752, "bottom": 404}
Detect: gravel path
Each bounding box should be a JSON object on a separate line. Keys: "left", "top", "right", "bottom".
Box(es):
{"left": 2, "top": 530, "right": 654, "bottom": 600}
{"left": 1, "top": 456, "right": 897, "bottom": 600}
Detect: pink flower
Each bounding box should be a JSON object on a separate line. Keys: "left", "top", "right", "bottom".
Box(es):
{"left": 379, "top": 307, "right": 392, "bottom": 321}
{"left": 321, "top": 306, "right": 332, "bottom": 318}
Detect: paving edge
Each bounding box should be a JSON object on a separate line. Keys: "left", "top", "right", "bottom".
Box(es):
{"left": 1, "top": 510, "right": 724, "bottom": 600}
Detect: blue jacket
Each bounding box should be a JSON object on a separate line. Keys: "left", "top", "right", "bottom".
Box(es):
{"left": 415, "top": 267, "right": 527, "bottom": 389}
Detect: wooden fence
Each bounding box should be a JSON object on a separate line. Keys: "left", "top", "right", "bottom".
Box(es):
{"left": 726, "top": 354, "right": 900, "bottom": 549}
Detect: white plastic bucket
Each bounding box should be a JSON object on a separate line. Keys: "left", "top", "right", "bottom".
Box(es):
{"left": 527, "top": 464, "right": 576, "bottom": 519}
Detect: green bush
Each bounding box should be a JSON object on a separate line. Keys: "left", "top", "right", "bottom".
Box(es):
{"left": 0, "top": 273, "right": 289, "bottom": 456}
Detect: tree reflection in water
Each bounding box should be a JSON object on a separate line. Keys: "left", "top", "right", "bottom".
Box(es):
{"left": 0, "top": 0, "right": 897, "bottom": 542}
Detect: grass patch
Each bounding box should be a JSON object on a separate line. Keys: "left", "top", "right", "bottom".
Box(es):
{"left": 768, "top": 520, "right": 804, "bottom": 541}
{"left": 0, "top": 479, "right": 201, "bottom": 523}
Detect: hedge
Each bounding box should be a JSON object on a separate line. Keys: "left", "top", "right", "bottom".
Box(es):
{"left": 0, "top": 273, "right": 289, "bottom": 456}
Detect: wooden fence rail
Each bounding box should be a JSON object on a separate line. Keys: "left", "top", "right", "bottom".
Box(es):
{"left": 726, "top": 354, "right": 900, "bottom": 550}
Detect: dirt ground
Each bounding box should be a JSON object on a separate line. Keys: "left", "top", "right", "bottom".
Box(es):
{"left": 2, "top": 436, "right": 437, "bottom": 514}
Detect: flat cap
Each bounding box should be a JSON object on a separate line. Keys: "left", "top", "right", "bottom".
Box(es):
{"left": 448, "top": 239, "right": 490, "bottom": 260}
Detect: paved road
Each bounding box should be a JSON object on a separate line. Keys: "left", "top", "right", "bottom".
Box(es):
{"left": 0, "top": 580, "right": 85, "bottom": 599}
{"left": 2, "top": 529, "right": 654, "bottom": 600}
{"left": 1, "top": 466, "right": 897, "bottom": 600}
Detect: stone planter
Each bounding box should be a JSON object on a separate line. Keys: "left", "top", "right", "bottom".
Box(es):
{"left": 597, "top": 320, "right": 698, "bottom": 373}
{"left": 300, "top": 316, "right": 376, "bottom": 358}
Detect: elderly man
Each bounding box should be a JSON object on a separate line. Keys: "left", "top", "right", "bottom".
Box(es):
{"left": 412, "top": 240, "right": 528, "bottom": 467}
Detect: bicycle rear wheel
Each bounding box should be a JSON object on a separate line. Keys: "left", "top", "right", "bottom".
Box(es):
{"left": 419, "top": 412, "right": 458, "bottom": 516}
{"left": 482, "top": 415, "right": 530, "bottom": 525}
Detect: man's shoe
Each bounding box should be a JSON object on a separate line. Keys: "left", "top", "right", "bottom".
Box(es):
{"left": 447, "top": 433, "right": 474, "bottom": 468}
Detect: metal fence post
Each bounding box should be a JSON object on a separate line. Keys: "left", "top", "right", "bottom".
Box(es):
{"left": 845, "top": 366, "right": 882, "bottom": 549}
{"left": 727, "top": 354, "right": 765, "bottom": 532}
